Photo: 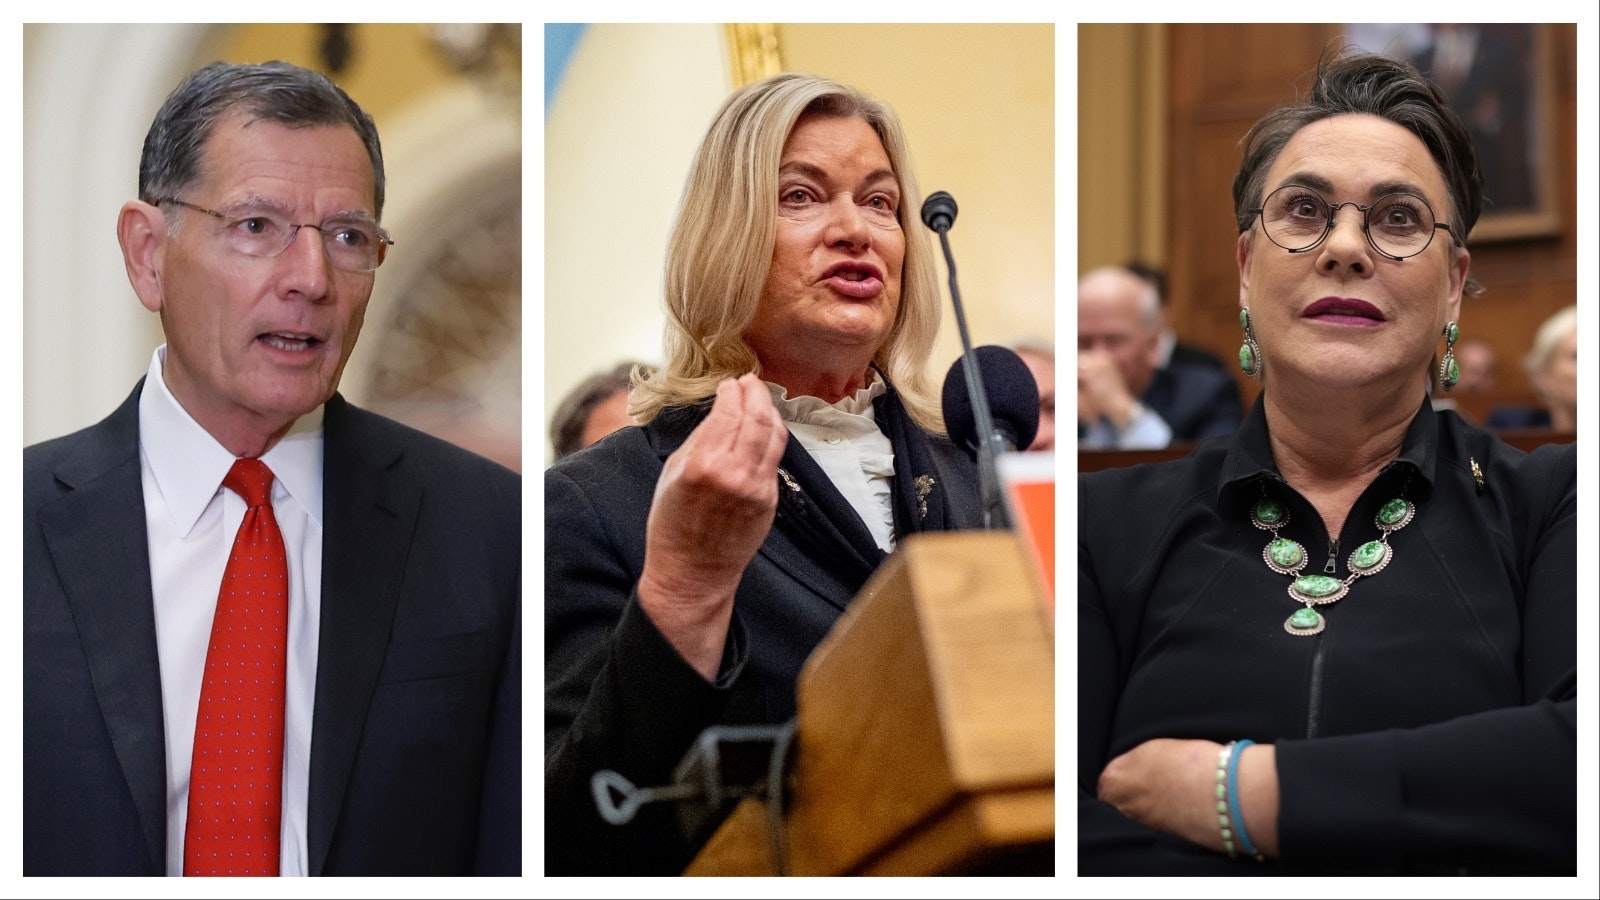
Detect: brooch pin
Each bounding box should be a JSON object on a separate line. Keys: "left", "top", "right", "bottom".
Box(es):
{"left": 914, "top": 474, "right": 936, "bottom": 520}
{"left": 778, "top": 468, "right": 802, "bottom": 495}
{"left": 1470, "top": 456, "right": 1485, "bottom": 495}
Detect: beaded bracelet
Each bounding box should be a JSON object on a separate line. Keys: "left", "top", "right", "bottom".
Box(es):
{"left": 1214, "top": 742, "right": 1240, "bottom": 857}
{"left": 1226, "top": 739, "right": 1261, "bottom": 859}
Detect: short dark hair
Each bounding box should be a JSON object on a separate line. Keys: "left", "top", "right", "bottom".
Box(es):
{"left": 550, "top": 361, "right": 651, "bottom": 460}
{"left": 1232, "top": 49, "right": 1482, "bottom": 247}
{"left": 139, "top": 60, "right": 386, "bottom": 217}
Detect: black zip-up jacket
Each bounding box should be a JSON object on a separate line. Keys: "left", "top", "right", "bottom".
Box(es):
{"left": 1079, "top": 396, "right": 1576, "bottom": 875}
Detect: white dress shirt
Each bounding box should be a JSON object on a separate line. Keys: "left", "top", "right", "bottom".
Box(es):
{"left": 138, "top": 346, "right": 323, "bottom": 876}
{"left": 766, "top": 375, "right": 896, "bottom": 552}
{"left": 1079, "top": 402, "right": 1173, "bottom": 450}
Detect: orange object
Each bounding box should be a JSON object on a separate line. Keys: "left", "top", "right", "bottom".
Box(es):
{"left": 998, "top": 452, "right": 1055, "bottom": 614}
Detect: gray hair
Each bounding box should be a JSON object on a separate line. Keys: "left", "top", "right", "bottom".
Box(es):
{"left": 1078, "top": 265, "right": 1161, "bottom": 332}
{"left": 139, "top": 60, "right": 385, "bottom": 217}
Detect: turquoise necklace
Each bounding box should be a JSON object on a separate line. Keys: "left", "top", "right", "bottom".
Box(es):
{"left": 1249, "top": 492, "right": 1416, "bottom": 636}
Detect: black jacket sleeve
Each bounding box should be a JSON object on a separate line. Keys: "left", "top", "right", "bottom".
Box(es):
{"left": 543, "top": 461, "right": 751, "bottom": 876}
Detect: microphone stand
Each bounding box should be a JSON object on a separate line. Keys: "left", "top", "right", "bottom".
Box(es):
{"left": 922, "top": 191, "right": 1010, "bottom": 530}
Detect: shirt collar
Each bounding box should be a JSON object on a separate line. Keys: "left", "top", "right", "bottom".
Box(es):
{"left": 1218, "top": 392, "right": 1439, "bottom": 508}
{"left": 765, "top": 369, "right": 888, "bottom": 425}
{"left": 138, "top": 345, "right": 325, "bottom": 536}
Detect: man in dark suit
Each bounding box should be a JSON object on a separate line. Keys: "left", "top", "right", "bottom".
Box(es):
{"left": 23, "top": 61, "right": 519, "bottom": 876}
{"left": 1123, "top": 261, "right": 1231, "bottom": 371}
{"left": 1078, "top": 265, "right": 1242, "bottom": 448}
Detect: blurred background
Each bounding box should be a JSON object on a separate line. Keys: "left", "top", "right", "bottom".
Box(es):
{"left": 1079, "top": 23, "right": 1579, "bottom": 429}
{"left": 545, "top": 23, "right": 1054, "bottom": 468}
{"left": 23, "top": 23, "right": 523, "bottom": 470}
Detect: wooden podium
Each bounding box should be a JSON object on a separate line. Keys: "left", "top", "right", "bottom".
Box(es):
{"left": 685, "top": 531, "right": 1055, "bottom": 875}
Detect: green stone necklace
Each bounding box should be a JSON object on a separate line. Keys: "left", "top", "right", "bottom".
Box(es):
{"left": 1249, "top": 493, "right": 1416, "bottom": 637}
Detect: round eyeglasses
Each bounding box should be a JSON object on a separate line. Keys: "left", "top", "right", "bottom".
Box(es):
{"left": 1248, "top": 185, "right": 1456, "bottom": 261}
{"left": 159, "top": 198, "right": 394, "bottom": 272}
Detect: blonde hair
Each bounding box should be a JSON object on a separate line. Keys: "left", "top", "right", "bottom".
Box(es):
{"left": 1524, "top": 305, "right": 1577, "bottom": 378}
{"left": 630, "top": 72, "right": 944, "bottom": 432}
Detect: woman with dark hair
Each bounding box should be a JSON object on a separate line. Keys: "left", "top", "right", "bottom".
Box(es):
{"left": 1079, "top": 51, "right": 1575, "bottom": 875}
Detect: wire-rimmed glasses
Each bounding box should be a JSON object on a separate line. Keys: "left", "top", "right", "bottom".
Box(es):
{"left": 1248, "top": 185, "right": 1455, "bottom": 261}
{"left": 159, "top": 198, "right": 394, "bottom": 272}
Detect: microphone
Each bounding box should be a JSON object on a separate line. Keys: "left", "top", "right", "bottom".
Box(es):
{"left": 943, "top": 346, "right": 1040, "bottom": 455}
{"left": 920, "top": 190, "right": 958, "bottom": 233}
{"left": 921, "top": 189, "right": 1010, "bottom": 529}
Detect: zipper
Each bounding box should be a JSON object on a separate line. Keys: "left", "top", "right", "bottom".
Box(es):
{"left": 1306, "top": 639, "right": 1326, "bottom": 738}
{"left": 1309, "top": 529, "right": 1334, "bottom": 737}
{"left": 1307, "top": 498, "right": 1338, "bottom": 738}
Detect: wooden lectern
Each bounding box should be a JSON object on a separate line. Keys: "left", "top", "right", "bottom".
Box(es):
{"left": 685, "top": 531, "right": 1055, "bottom": 875}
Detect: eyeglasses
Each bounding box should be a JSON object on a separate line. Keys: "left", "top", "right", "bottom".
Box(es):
{"left": 1248, "top": 185, "right": 1456, "bottom": 261}
{"left": 159, "top": 198, "right": 394, "bottom": 272}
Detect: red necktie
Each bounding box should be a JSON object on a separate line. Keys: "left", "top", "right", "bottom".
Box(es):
{"left": 184, "top": 458, "right": 288, "bottom": 876}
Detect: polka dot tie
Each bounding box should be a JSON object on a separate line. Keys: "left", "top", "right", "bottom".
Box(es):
{"left": 184, "top": 459, "right": 287, "bottom": 877}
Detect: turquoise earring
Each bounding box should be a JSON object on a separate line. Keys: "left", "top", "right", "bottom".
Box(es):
{"left": 1439, "top": 322, "right": 1460, "bottom": 391}
{"left": 1239, "top": 308, "right": 1262, "bottom": 378}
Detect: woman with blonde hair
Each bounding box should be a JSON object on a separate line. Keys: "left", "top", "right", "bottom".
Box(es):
{"left": 1487, "top": 305, "right": 1577, "bottom": 431}
{"left": 546, "top": 73, "right": 982, "bottom": 875}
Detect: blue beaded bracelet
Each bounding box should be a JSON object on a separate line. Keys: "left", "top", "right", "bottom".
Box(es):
{"left": 1226, "top": 738, "right": 1261, "bottom": 859}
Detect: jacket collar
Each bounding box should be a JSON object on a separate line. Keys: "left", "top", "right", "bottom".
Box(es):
{"left": 640, "top": 380, "right": 965, "bottom": 607}
{"left": 1218, "top": 393, "right": 1439, "bottom": 511}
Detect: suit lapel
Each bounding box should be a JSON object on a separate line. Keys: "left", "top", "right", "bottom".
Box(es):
{"left": 644, "top": 405, "right": 874, "bottom": 614}
{"left": 37, "top": 384, "right": 167, "bottom": 872}
{"left": 305, "top": 396, "right": 420, "bottom": 875}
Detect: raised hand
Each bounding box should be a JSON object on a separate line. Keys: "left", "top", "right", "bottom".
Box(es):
{"left": 636, "top": 374, "right": 790, "bottom": 680}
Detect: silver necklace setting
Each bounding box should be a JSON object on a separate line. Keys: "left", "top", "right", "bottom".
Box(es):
{"left": 1250, "top": 493, "right": 1415, "bottom": 636}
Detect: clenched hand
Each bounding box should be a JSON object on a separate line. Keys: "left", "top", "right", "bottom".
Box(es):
{"left": 637, "top": 374, "right": 790, "bottom": 680}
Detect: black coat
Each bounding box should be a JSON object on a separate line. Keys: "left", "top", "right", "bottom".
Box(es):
{"left": 1079, "top": 397, "right": 1576, "bottom": 874}
{"left": 544, "top": 388, "right": 983, "bottom": 874}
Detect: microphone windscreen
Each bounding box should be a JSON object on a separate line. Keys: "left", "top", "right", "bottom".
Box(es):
{"left": 941, "top": 345, "right": 1041, "bottom": 457}
{"left": 920, "top": 191, "right": 958, "bottom": 232}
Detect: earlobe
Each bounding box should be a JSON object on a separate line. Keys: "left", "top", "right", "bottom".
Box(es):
{"left": 118, "top": 201, "right": 166, "bottom": 313}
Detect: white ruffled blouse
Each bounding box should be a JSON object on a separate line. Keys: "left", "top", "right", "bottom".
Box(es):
{"left": 766, "top": 374, "right": 896, "bottom": 553}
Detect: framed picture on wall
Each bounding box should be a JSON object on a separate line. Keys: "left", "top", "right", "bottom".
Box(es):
{"left": 1344, "top": 23, "right": 1561, "bottom": 243}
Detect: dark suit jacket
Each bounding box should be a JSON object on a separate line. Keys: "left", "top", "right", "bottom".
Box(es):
{"left": 544, "top": 390, "right": 982, "bottom": 875}
{"left": 1168, "top": 341, "right": 1227, "bottom": 371}
{"left": 1483, "top": 406, "right": 1552, "bottom": 431}
{"left": 24, "top": 384, "right": 521, "bottom": 876}
{"left": 1141, "top": 362, "right": 1243, "bottom": 442}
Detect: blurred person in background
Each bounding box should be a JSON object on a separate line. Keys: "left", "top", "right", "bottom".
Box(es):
{"left": 1078, "top": 265, "right": 1242, "bottom": 449}
{"left": 549, "top": 360, "right": 652, "bottom": 460}
{"left": 1486, "top": 305, "right": 1576, "bottom": 431}
{"left": 1452, "top": 337, "right": 1498, "bottom": 395}
{"left": 1125, "top": 261, "right": 1228, "bottom": 372}
{"left": 1011, "top": 339, "right": 1056, "bottom": 452}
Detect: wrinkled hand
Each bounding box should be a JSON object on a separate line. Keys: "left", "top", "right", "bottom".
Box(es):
{"left": 637, "top": 374, "right": 789, "bottom": 680}
{"left": 1098, "top": 738, "right": 1226, "bottom": 851}
{"left": 1098, "top": 738, "right": 1279, "bottom": 858}
{"left": 1077, "top": 347, "right": 1136, "bottom": 427}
